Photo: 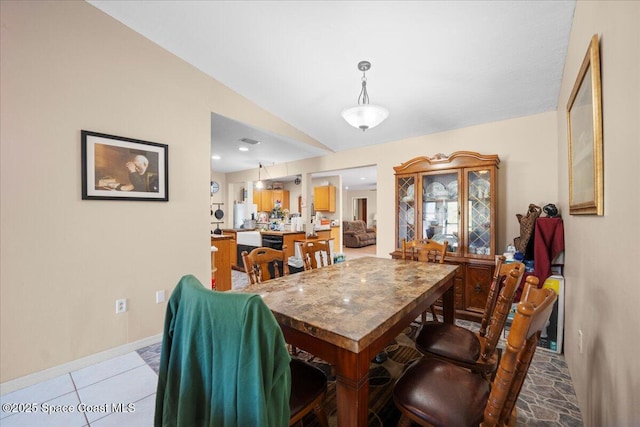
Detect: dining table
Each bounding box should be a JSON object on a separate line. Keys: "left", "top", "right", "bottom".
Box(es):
{"left": 238, "top": 256, "right": 459, "bottom": 427}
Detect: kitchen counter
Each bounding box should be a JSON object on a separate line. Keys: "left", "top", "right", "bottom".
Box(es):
{"left": 222, "top": 228, "right": 303, "bottom": 235}
{"left": 211, "top": 234, "right": 233, "bottom": 241}
{"left": 260, "top": 230, "right": 306, "bottom": 236}
{"left": 217, "top": 227, "right": 340, "bottom": 268}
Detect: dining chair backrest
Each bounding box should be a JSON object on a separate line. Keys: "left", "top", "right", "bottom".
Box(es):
{"left": 481, "top": 266, "right": 530, "bottom": 363}
{"left": 402, "top": 238, "right": 447, "bottom": 264}
{"left": 402, "top": 238, "right": 448, "bottom": 323}
{"left": 298, "top": 240, "right": 332, "bottom": 270}
{"left": 413, "top": 257, "right": 527, "bottom": 376}
{"left": 479, "top": 255, "right": 506, "bottom": 336}
{"left": 484, "top": 283, "right": 557, "bottom": 426}
{"left": 242, "top": 246, "right": 289, "bottom": 285}
{"left": 392, "top": 275, "right": 557, "bottom": 427}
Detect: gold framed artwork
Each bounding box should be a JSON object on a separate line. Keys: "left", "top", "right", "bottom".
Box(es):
{"left": 567, "top": 34, "right": 603, "bottom": 215}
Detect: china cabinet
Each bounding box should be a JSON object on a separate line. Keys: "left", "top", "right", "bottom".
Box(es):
{"left": 391, "top": 151, "right": 500, "bottom": 322}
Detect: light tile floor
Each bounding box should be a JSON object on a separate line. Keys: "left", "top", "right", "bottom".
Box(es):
{"left": 0, "top": 352, "right": 157, "bottom": 427}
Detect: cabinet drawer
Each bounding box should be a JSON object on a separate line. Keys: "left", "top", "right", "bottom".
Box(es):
{"left": 464, "top": 264, "right": 493, "bottom": 313}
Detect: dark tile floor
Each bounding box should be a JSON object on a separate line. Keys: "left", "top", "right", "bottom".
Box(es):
{"left": 222, "top": 267, "right": 583, "bottom": 426}
{"left": 141, "top": 304, "right": 583, "bottom": 426}
{"left": 509, "top": 341, "right": 583, "bottom": 426}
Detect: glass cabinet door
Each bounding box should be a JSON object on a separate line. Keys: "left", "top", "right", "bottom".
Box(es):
{"left": 397, "top": 175, "right": 416, "bottom": 248}
{"left": 422, "top": 172, "right": 459, "bottom": 254}
{"left": 466, "top": 169, "right": 492, "bottom": 256}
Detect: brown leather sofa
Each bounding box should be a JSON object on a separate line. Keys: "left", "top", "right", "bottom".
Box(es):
{"left": 342, "top": 220, "right": 376, "bottom": 248}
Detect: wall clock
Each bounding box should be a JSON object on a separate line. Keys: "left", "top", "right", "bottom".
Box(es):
{"left": 210, "top": 181, "right": 220, "bottom": 194}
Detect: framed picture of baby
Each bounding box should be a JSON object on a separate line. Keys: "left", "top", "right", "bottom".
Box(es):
{"left": 81, "top": 130, "right": 169, "bottom": 201}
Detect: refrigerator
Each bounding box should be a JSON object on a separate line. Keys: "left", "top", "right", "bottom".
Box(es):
{"left": 233, "top": 202, "right": 258, "bottom": 228}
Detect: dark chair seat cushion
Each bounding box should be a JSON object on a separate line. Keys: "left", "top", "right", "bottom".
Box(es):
{"left": 289, "top": 358, "right": 327, "bottom": 417}
{"left": 415, "top": 323, "right": 481, "bottom": 364}
{"left": 393, "top": 357, "right": 490, "bottom": 427}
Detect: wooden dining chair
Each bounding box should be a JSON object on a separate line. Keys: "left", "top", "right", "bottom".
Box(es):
{"left": 242, "top": 246, "right": 290, "bottom": 285}
{"left": 402, "top": 237, "right": 448, "bottom": 263}
{"left": 402, "top": 238, "right": 448, "bottom": 323}
{"left": 155, "top": 275, "right": 329, "bottom": 427}
{"left": 298, "top": 240, "right": 332, "bottom": 270}
{"left": 392, "top": 279, "right": 557, "bottom": 427}
{"left": 414, "top": 259, "right": 527, "bottom": 378}
{"left": 241, "top": 246, "right": 305, "bottom": 357}
{"left": 289, "top": 358, "right": 330, "bottom": 427}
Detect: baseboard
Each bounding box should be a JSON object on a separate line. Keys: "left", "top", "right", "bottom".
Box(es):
{"left": 0, "top": 334, "right": 162, "bottom": 396}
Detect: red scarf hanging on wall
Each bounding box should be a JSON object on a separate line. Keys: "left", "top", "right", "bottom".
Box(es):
{"left": 533, "top": 217, "right": 565, "bottom": 285}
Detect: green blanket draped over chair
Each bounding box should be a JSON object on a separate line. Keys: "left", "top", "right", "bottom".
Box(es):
{"left": 155, "top": 275, "right": 292, "bottom": 427}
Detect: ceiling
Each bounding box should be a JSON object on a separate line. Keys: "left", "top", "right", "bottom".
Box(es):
{"left": 87, "top": 1, "right": 576, "bottom": 189}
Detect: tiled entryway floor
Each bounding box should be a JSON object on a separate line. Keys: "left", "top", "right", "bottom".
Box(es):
{"left": 0, "top": 352, "right": 157, "bottom": 427}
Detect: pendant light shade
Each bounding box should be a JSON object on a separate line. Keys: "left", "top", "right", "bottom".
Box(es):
{"left": 341, "top": 104, "right": 389, "bottom": 131}
{"left": 341, "top": 61, "right": 389, "bottom": 131}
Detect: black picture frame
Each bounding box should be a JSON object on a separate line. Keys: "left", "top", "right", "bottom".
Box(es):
{"left": 81, "top": 130, "right": 169, "bottom": 201}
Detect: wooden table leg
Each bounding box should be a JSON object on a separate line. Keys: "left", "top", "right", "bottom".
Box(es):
{"left": 442, "top": 278, "right": 456, "bottom": 324}
{"left": 334, "top": 350, "right": 370, "bottom": 426}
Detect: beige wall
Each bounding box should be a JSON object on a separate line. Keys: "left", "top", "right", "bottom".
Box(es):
{"left": 557, "top": 2, "right": 640, "bottom": 425}
{"left": 0, "top": 1, "right": 319, "bottom": 383}
{"left": 231, "top": 110, "right": 559, "bottom": 257}
{"left": 343, "top": 189, "right": 378, "bottom": 227}
{"left": 5, "top": 2, "right": 638, "bottom": 423}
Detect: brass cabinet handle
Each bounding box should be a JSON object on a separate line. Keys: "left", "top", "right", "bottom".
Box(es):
{"left": 475, "top": 283, "right": 482, "bottom": 293}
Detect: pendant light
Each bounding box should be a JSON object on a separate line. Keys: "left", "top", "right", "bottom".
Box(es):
{"left": 256, "top": 163, "right": 264, "bottom": 189}
{"left": 341, "top": 61, "right": 389, "bottom": 131}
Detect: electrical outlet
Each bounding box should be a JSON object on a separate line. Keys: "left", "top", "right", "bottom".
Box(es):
{"left": 156, "top": 290, "right": 165, "bottom": 304}
{"left": 578, "top": 330, "right": 583, "bottom": 354}
{"left": 115, "top": 298, "right": 127, "bottom": 314}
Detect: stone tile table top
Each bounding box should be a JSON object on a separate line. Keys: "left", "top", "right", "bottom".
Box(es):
{"left": 237, "top": 256, "right": 458, "bottom": 427}
{"left": 237, "top": 256, "right": 459, "bottom": 352}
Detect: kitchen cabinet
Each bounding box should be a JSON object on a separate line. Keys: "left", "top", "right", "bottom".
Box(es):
{"left": 314, "top": 185, "right": 336, "bottom": 212}
{"left": 253, "top": 190, "right": 271, "bottom": 212}
{"left": 253, "top": 189, "right": 290, "bottom": 212}
{"left": 330, "top": 225, "right": 340, "bottom": 244}
{"left": 211, "top": 235, "right": 233, "bottom": 291}
{"left": 282, "top": 232, "right": 304, "bottom": 259}
{"left": 221, "top": 230, "right": 239, "bottom": 269}
{"left": 391, "top": 151, "right": 500, "bottom": 322}
{"left": 260, "top": 231, "right": 305, "bottom": 260}
{"left": 271, "top": 189, "right": 290, "bottom": 210}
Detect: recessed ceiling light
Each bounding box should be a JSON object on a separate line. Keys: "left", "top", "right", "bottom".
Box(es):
{"left": 238, "top": 147, "right": 249, "bottom": 152}
{"left": 211, "top": 155, "right": 221, "bottom": 160}
{"left": 360, "top": 177, "right": 366, "bottom": 180}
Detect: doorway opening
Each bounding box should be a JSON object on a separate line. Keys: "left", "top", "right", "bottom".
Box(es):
{"left": 353, "top": 197, "right": 367, "bottom": 222}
